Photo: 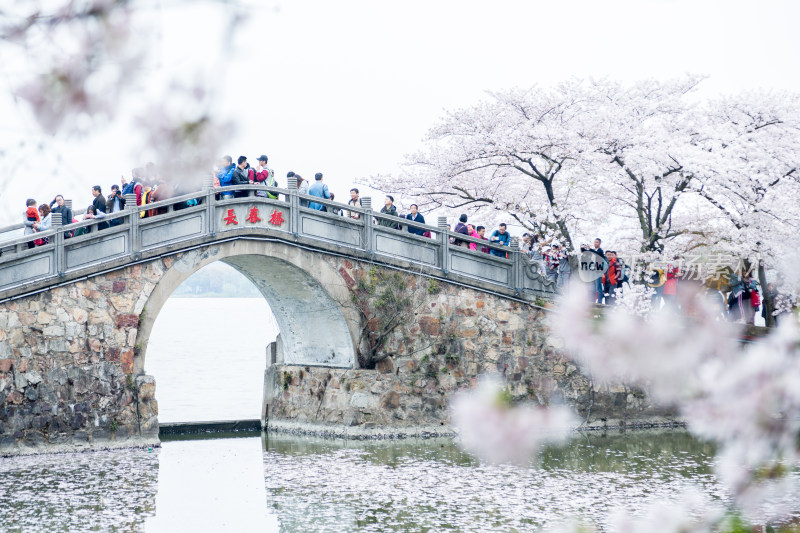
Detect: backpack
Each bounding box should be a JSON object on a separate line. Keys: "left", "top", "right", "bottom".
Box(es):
{"left": 253, "top": 168, "right": 277, "bottom": 198}
{"left": 140, "top": 189, "right": 151, "bottom": 218}
{"left": 265, "top": 169, "right": 277, "bottom": 199}
{"left": 750, "top": 289, "right": 761, "bottom": 307}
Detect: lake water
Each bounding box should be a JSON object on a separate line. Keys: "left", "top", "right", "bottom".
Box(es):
{"left": 1, "top": 430, "right": 736, "bottom": 532}
{"left": 0, "top": 298, "right": 796, "bottom": 531}
{"left": 146, "top": 298, "right": 278, "bottom": 422}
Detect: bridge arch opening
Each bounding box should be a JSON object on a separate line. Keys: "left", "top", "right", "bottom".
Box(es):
{"left": 134, "top": 241, "right": 359, "bottom": 422}
{"left": 146, "top": 262, "right": 276, "bottom": 422}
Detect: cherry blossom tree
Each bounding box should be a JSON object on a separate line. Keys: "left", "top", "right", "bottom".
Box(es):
{"left": 371, "top": 78, "right": 800, "bottom": 301}
{"left": 369, "top": 80, "right": 604, "bottom": 253}
{"left": 589, "top": 76, "right": 713, "bottom": 254}
{"left": 689, "top": 92, "right": 800, "bottom": 324}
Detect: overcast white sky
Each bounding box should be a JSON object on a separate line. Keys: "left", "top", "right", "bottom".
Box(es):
{"left": 1, "top": 0, "right": 798, "bottom": 228}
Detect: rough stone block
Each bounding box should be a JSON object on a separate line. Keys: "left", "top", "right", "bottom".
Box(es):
{"left": 112, "top": 280, "right": 127, "bottom": 293}
{"left": 115, "top": 314, "right": 139, "bottom": 329}
{"left": 6, "top": 391, "right": 23, "bottom": 404}
{"left": 89, "top": 310, "right": 111, "bottom": 325}
{"left": 72, "top": 308, "right": 89, "bottom": 324}
{"left": 139, "top": 382, "right": 156, "bottom": 401}
{"left": 381, "top": 391, "right": 400, "bottom": 409}
{"left": 121, "top": 350, "right": 134, "bottom": 374}
{"left": 105, "top": 347, "right": 120, "bottom": 362}
{"left": 0, "top": 359, "right": 11, "bottom": 372}
{"left": 418, "top": 316, "right": 441, "bottom": 336}
{"left": 13, "top": 371, "right": 27, "bottom": 389}
{"left": 375, "top": 357, "right": 394, "bottom": 374}
{"left": 350, "top": 392, "right": 377, "bottom": 409}
{"left": 48, "top": 338, "right": 69, "bottom": 352}
{"left": 24, "top": 431, "right": 45, "bottom": 447}
{"left": 36, "top": 312, "right": 54, "bottom": 325}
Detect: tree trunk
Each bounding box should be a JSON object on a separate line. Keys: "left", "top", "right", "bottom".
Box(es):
{"left": 757, "top": 262, "right": 774, "bottom": 327}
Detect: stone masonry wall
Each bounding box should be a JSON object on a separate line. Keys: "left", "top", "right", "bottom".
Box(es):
{"left": 268, "top": 259, "right": 678, "bottom": 433}
{"left": 0, "top": 260, "right": 169, "bottom": 454}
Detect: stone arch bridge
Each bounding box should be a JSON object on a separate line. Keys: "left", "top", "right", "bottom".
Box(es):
{"left": 0, "top": 184, "right": 658, "bottom": 454}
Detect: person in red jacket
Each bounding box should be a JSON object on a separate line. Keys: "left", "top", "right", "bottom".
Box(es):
{"left": 248, "top": 155, "right": 277, "bottom": 199}
{"left": 663, "top": 263, "right": 679, "bottom": 306}
{"left": 602, "top": 250, "right": 620, "bottom": 304}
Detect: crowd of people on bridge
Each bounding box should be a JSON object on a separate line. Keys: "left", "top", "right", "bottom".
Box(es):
{"left": 13, "top": 154, "right": 790, "bottom": 327}
{"left": 16, "top": 151, "right": 531, "bottom": 270}
{"left": 213, "top": 155, "right": 526, "bottom": 252}
{"left": 20, "top": 162, "right": 187, "bottom": 246}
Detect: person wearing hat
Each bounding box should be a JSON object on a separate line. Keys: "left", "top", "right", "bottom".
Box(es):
{"left": 250, "top": 155, "right": 277, "bottom": 199}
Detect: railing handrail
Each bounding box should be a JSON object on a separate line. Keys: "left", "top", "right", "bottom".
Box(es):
{"left": 0, "top": 226, "right": 58, "bottom": 249}
{"left": 0, "top": 222, "right": 25, "bottom": 234}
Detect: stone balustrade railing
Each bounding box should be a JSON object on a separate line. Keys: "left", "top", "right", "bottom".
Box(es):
{"left": 0, "top": 184, "right": 556, "bottom": 299}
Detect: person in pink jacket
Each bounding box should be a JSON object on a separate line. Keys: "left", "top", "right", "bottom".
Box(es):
{"left": 467, "top": 224, "right": 480, "bottom": 251}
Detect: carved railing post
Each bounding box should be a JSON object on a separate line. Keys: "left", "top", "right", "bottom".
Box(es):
{"left": 51, "top": 212, "right": 64, "bottom": 275}
{"left": 124, "top": 193, "right": 140, "bottom": 255}
{"left": 287, "top": 175, "right": 299, "bottom": 237}
{"left": 509, "top": 236, "right": 521, "bottom": 292}
{"left": 438, "top": 216, "right": 449, "bottom": 274}
{"left": 362, "top": 197, "right": 373, "bottom": 254}
{"left": 205, "top": 179, "right": 218, "bottom": 237}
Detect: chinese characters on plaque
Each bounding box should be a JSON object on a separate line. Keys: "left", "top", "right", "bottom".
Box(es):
{"left": 223, "top": 207, "right": 284, "bottom": 227}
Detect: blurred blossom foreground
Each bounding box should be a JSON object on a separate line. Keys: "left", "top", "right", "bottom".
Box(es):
{"left": 450, "top": 282, "right": 800, "bottom": 531}
{"left": 450, "top": 376, "right": 575, "bottom": 465}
